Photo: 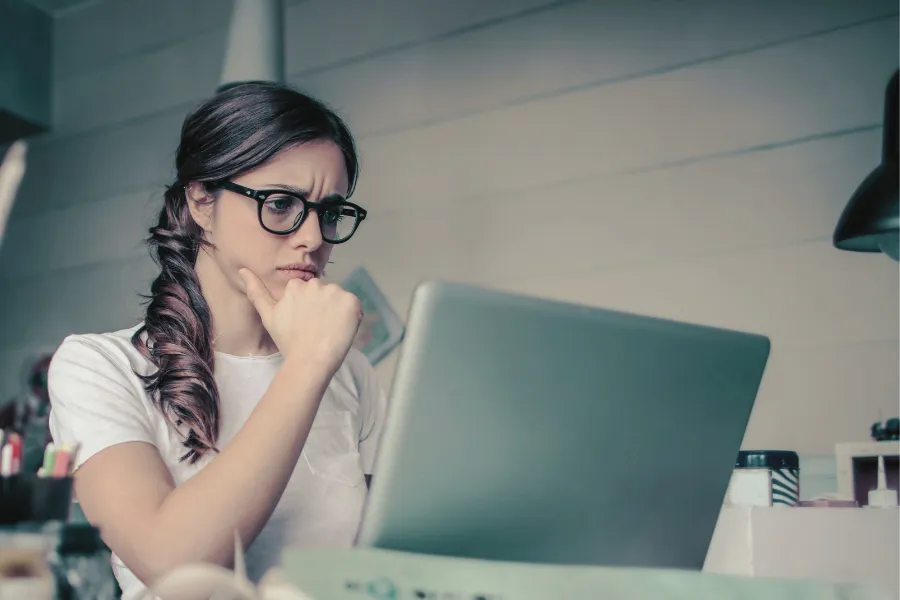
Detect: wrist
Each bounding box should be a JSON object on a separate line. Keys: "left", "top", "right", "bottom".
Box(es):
{"left": 279, "top": 354, "right": 337, "bottom": 389}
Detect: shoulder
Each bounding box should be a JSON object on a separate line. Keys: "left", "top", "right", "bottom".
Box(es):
{"left": 50, "top": 324, "right": 154, "bottom": 381}
{"left": 47, "top": 325, "right": 161, "bottom": 471}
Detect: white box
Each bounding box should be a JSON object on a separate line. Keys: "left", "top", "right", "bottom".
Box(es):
{"left": 704, "top": 506, "right": 899, "bottom": 599}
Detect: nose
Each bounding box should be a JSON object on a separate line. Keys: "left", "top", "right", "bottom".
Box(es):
{"left": 287, "top": 208, "right": 325, "bottom": 250}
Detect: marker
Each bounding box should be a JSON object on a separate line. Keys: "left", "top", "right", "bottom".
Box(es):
{"left": 0, "top": 444, "right": 13, "bottom": 476}
{"left": 66, "top": 443, "right": 81, "bottom": 476}
{"left": 6, "top": 433, "right": 22, "bottom": 474}
{"left": 51, "top": 448, "right": 72, "bottom": 478}
{"left": 38, "top": 443, "right": 56, "bottom": 478}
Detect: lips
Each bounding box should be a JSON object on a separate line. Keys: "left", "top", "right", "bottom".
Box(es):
{"left": 277, "top": 264, "right": 318, "bottom": 281}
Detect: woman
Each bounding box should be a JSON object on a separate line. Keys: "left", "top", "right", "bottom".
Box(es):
{"left": 47, "top": 82, "right": 387, "bottom": 599}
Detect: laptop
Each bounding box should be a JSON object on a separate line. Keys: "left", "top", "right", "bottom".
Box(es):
{"left": 355, "top": 280, "right": 770, "bottom": 570}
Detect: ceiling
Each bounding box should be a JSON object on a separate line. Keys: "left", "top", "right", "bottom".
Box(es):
{"left": 19, "top": 0, "right": 105, "bottom": 17}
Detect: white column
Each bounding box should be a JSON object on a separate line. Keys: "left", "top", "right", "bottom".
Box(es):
{"left": 219, "top": 0, "right": 285, "bottom": 87}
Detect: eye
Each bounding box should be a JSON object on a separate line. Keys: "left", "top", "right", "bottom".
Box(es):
{"left": 322, "top": 206, "right": 345, "bottom": 224}
{"left": 263, "top": 195, "right": 297, "bottom": 213}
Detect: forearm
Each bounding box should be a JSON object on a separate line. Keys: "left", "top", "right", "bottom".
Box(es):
{"left": 141, "top": 359, "right": 330, "bottom": 580}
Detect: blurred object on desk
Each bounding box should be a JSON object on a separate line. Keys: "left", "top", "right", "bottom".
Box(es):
{"left": 725, "top": 450, "right": 800, "bottom": 507}
{"left": 1, "top": 440, "right": 79, "bottom": 526}
{"left": 0, "top": 475, "right": 73, "bottom": 525}
{"left": 276, "top": 545, "right": 894, "bottom": 600}
{"left": 866, "top": 455, "right": 898, "bottom": 509}
{"left": 705, "top": 505, "right": 899, "bottom": 599}
{"left": 47, "top": 523, "right": 119, "bottom": 600}
{"left": 0, "top": 350, "right": 56, "bottom": 475}
{"left": 871, "top": 418, "right": 900, "bottom": 442}
{"left": 0, "top": 523, "right": 118, "bottom": 600}
{"left": 798, "top": 494, "right": 859, "bottom": 508}
{"left": 0, "top": 527, "right": 57, "bottom": 600}
{"left": 835, "top": 441, "right": 900, "bottom": 508}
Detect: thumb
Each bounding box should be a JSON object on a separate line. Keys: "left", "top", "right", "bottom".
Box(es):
{"left": 238, "top": 268, "right": 275, "bottom": 323}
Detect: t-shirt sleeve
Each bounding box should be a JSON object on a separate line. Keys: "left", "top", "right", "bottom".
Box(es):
{"left": 48, "top": 336, "right": 157, "bottom": 473}
{"left": 352, "top": 351, "right": 389, "bottom": 475}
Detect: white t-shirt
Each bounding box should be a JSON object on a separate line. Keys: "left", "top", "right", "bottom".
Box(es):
{"left": 47, "top": 324, "right": 388, "bottom": 600}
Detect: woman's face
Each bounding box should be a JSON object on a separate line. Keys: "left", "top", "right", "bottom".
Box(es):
{"left": 189, "top": 140, "right": 350, "bottom": 300}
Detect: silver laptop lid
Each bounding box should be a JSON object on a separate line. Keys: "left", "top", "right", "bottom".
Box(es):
{"left": 357, "top": 280, "right": 770, "bottom": 570}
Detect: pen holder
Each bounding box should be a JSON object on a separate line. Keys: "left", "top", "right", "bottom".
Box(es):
{"left": 0, "top": 475, "right": 73, "bottom": 525}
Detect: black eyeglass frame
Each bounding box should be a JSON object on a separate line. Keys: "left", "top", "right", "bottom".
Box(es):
{"left": 212, "top": 180, "right": 368, "bottom": 244}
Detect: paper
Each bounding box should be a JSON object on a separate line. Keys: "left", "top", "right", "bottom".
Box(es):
{"left": 340, "top": 267, "right": 405, "bottom": 365}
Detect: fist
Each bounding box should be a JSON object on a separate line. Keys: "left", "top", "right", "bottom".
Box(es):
{"left": 239, "top": 269, "right": 362, "bottom": 374}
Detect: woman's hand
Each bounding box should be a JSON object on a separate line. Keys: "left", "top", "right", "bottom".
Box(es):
{"left": 239, "top": 269, "right": 362, "bottom": 374}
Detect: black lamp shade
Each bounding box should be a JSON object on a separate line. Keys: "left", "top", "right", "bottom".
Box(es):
{"left": 833, "top": 69, "right": 900, "bottom": 261}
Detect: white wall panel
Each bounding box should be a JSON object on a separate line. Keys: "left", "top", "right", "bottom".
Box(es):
{"left": 295, "top": 2, "right": 897, "bottom": 137}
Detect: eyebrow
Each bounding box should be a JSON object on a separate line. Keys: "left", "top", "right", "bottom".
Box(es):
{"left": 264, "top": 183, "right": 346, "bottom": 202}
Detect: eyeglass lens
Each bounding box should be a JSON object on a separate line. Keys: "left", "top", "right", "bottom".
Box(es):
{"left": 261, "top": 194, "right": 360, "bottom": 242}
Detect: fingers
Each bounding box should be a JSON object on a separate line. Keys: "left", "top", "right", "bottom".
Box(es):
{"left": 238, "top": 268, "right": 276, "bottom": 322}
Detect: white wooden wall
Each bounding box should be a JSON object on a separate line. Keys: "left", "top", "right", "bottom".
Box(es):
{"left": 0, "top": 0, "right": 897, "bottom": 459}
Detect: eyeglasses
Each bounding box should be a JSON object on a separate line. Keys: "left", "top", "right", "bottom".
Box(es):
{"left": 214, "top": 180, "right": 367, "bottom": 244}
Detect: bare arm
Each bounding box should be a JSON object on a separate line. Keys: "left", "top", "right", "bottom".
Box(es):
{"left": 73, "top": 358, "right": 330, "bottom": 585}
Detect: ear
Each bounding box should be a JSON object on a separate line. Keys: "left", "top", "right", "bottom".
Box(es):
{"left": 185, "top": 181, "right": 216, "bottom": 232}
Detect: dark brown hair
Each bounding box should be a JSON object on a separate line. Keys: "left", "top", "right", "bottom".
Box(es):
{"left": 132, "top": 81, "right": 359, "bottom": 463}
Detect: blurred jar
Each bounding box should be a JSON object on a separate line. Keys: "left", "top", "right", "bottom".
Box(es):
{"left": 725, "top": 450, "right": 800, "bottom": 507}
{"left": 47, "top": 523, "right": 118, "bottom": 600}
{"left": 0, "top": 525, "right": 57, "bottom": 600}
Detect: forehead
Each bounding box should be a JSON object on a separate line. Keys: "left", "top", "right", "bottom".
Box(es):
{"left": 239, "top": 140, "right": 349, "bottom": 196}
